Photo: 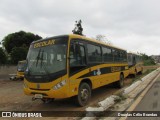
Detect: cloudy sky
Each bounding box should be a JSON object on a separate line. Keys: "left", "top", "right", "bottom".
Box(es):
{"left": 0, "top": 0, "right": 160, "bottom": 55}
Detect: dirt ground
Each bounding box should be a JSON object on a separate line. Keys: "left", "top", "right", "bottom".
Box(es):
{"left": 0, "top": 79, "right": 131, "bottom": 112}
{"left": 0, "top": 66, "right": 159, "bottom": 118}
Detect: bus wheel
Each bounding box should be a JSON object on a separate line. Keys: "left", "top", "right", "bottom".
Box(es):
{"left": 133, "top": 69, "right": 137, "bottom": 78}
{"left": 114, "top": 74, "right": 124, "bottom": 88}
{"left": 139, "top": 68, "right": 143, "bottom": 75}
{"left": 77, "top": 82, "right": 91, "bottom": 107}
{"left": 138, "top": 71, "right": 142, "bottom": 75}
{"left": 119, "top": 74, "right": 124, "bottom": 88}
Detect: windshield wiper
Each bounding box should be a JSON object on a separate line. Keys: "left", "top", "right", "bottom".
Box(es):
{"left": 36, "top": 49, "right": 41, "bottom": 67}
{"left": 40, "top": 50, "right": 44, "bottom": 68}
{"left": 26, "top": 49, "right": 41, "bottom": 75}
{"left": 39, "top": 50, "right": 52, "bottom": 79}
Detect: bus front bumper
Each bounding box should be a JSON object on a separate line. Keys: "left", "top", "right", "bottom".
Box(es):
{"left": 24, "top": 86, "right": 70, "bottom": 99}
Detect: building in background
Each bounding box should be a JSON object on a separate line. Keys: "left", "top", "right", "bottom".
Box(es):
{"left": 151, "top": 55, "right": 160, "bottom": 63}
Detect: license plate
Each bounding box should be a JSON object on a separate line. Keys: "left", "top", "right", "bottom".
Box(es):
{"left": 35, "top": 94, "right": 43, "bottom": 98}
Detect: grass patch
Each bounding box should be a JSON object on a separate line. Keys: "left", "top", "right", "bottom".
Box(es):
{"left": 114, "top": 93, "right": 127, "bottom": 103}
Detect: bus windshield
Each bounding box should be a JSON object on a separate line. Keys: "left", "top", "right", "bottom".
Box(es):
{"left": 26, "top": 38, "right": 68, "bottom": 76}
{"left": 17, "top": 61, "right": 26, "bottom": 72}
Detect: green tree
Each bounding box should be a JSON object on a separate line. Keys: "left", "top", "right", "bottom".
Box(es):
{"left": 0, "top": 47, "right": 7, "bottom": 64}
{"left": 140, "top": 53, "right": 156, "bottom": 66}
{"left": 10, "top": 47, "right": 28, "bottom": 64}
{"left": 2, "top": 31, "right": 42, "bottom": 53}
{"left": 2, "top": 31, "right": 42, "bottom": 64}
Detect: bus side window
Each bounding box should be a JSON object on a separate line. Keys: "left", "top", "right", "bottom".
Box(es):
{"left": 69, "top": 42, "right": 87, "bottom": 75}
{"left": 79, "top": 45, "right": 86, "bottom": 65}
{"left": 70, "top": 43, "right": 86, "bottom": 67}
{"left": 133, "top": 56, "right": 136, "bottom": 65}
{"left": 123, "top": 51, "right": 127, "bottom": 62}
{"left": 102, "top": 47, "right": 112, "bottom": 62}
{"left": 87, "top": 44, "right": 102, "bottom": 63}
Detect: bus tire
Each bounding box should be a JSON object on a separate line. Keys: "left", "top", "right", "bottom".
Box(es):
{"left": 139, "top": 68, "right": 143, "bottom": 75}
{"left": 76, "top": 82, "right": 91, "bottom": 107}
{"left": 133, "top": 69, "right": 137, "bottom": 77}
{"left": 114, "top": 74, "right": 124, "bottom": 88}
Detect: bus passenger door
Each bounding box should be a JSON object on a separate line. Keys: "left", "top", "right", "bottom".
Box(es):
{"left": 69, "top": 40, "right": 88, "bottom": 96}
{"left": 69, "top": 41, "right": 87, "bottom": 77}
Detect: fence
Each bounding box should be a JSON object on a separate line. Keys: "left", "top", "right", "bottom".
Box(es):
{"left": 0, "top": 65, "right": 17, "bottom": 80}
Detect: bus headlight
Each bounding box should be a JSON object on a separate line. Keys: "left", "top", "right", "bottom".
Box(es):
{"left": 53, "top": 80, "right": 66, "bottom": 90}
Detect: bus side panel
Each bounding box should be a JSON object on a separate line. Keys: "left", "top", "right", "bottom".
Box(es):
{"left": 98, "top": 72, "right": 118, "bottom": 87}
{"left": 69, "top": 78, "right": 81, "bottom": 97}
{"left": 68, "top": 64, "right": 129, "bottom": 97}
{"left": 136, "top": 62, "right": 143, "bottom": 73}
{"left": 129, "top": 66, "right": 136, "bottom": 75}
{"left": 68, "top": 68, "right": 91, "bottom": 97}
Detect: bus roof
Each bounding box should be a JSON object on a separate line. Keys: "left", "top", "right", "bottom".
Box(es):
{"left": 31, "top": 34, "right": 126, "bottom": 51}
{"left": 31, "top": 35, "right": 68, "bottom": 44}
{"left": 69, "top": 34, "right": 126, "bottom": 51}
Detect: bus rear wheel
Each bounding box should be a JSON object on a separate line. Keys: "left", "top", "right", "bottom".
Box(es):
{"left": 114, "top": 74, "right": 124, "bottom": 88}
{"left": 139, "top": 68, "right": 143, "bottom": 75}
{"left": 76, "top": 82, "right": 91, "bottom": 107}
{"left": 133, "top": 69, "right": 137, "bottom": 78}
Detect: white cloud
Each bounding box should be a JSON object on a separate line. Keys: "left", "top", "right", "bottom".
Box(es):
{"left": 0, "top": 0, "right": 160, "bottom": 55}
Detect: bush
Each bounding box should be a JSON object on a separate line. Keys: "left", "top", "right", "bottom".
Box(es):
{"left": 143, "top": 59, "right": 156, "bottom": 66}
{"left": 141, "top": 53, "right": 156, "bottom": 66}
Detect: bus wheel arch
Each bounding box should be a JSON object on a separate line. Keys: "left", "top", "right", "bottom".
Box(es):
{"left": 80, "top": 79, "right": 92, "bottom": 89}
{"left": 120, "top": 72, "right": 124, "bottom": 77}
{"left": 76, "top": 79, "right": 92, "bottom": 106}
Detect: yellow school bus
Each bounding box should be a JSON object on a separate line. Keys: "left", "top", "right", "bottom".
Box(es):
{"left": 128, "top": 52, "right": 143, "bottom": 76}
{"left": 10, "top": 60, "right": 26, "bottom": 80}
{"left": 24, "top": 34, "right": 129, "bottom": 106}
{"left": 16, "top": 60, "right": 26, "bottom": 80}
